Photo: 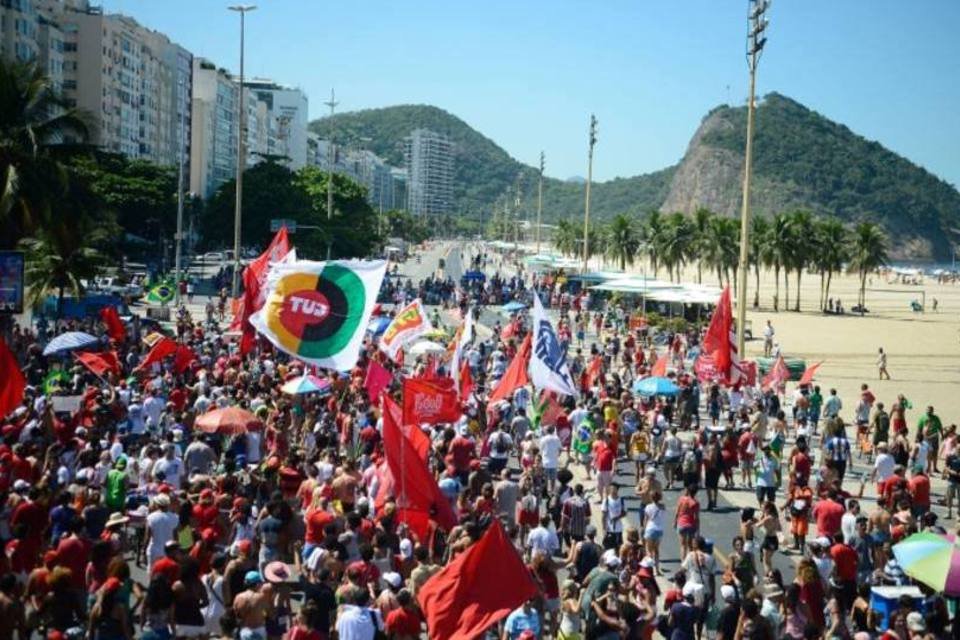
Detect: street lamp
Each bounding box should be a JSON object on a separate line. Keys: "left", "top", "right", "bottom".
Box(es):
{"left": 174, "top": 77, "right": 186, "bottom": 306}
{"left": 735, "top": 0, "right": 771, "bottom": 354}
{"left": 228, "top": 4, "right": 256, "bottom": 299}
{"left": 582, "top": 115, "right": 597, "bottom": 274}
{"left": 536, "top": 151, "right": 544, "bottom": 256}
{"left": 324, "top": 89, "right": 338, "bottom": 260}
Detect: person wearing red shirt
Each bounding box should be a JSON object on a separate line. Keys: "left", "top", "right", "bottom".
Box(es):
{"left": 385, "top": 590, "right": 423, "bottom": 639}
{"left": 189, "top": 528, "right": 218, "bottom": 575}
{"left": 9, "top": 446, "right": 32, "bottom": 482}
{"left": 830, "top": 533, "right": 859, "bottom": 610}
{"left": 54, "top": 521, "right": 91, "bottom": 591}
{"left": 192, "top": 489, "right": 221, "bottom": 538}
{"left": 908, "top": 468, "right": 931, "bottom": 517}
{"left": 11, "top": 488, "right": 46, "bottom": 565}
{"left": 305, "top": 501, "right": 336, "bottom": 554}
{"left": 593, "top": 433, "right": 616, "bottom": 498}
{"left": 812, "top": 491, "right": 845, "bottom": 539}
{"left": 151, "top": 541, "right": 182, "bottom": 584}
{"left": 169, "top": 386, "right": 187, "bottom": 412}
{"left": 448, "top": 433, "right": 475, "bottom": 478}
{"left": 880, "top": 467, "right": 909, "bottom": 509}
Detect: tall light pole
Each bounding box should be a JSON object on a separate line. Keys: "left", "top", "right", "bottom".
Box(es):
{"left": 582, "top": 115, "right": 597, "bottom": 274}
{"left": 324, "top": 89, "right": 338, "bottom": 260}
{"left": 735, "top": 0, "right": 770, "bottom": 354}
{"left": 174, "top": 77, "right": 186, "bottom": 306}
{"left": 228, "top": 4, "right": 256, "bottom": 299}
{"left": 536, "top": 151, "right": 544, "bottom": 256}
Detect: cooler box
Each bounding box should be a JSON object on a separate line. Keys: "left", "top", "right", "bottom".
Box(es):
{"left": 869, "top": 585, "right": 924, "bottom": 631}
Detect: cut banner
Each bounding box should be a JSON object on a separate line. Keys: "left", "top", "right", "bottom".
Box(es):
{"left": 529, "top": 294, "right": 578, "bottom": 397}
{"left": 378, "top": 298, "right": 432, "bottom": 359}
{"left": 250, "top": 259, "right": 387, "bottom": 371}
{"left": 402, "top": 377, "right": 461, "bottom": 425}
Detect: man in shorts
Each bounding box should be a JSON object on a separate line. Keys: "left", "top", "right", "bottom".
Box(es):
{"left": 233, "top": 571, "right": 273, "bottom": 640}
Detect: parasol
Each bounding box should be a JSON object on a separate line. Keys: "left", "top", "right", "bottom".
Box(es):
{"left": 892, "top": 531, "right": 960, "bottom": 596}
{"left": 281, "top": 374, "right": 332, "bottom": 396}
{"left": 408, "top": 340, "right": 446, "bottom": 356}
{"left": 632, "top": 376, "right": 680, "bottom": 397}
{"left": 195, "top": 406, "right": 262, "bottom": 435}
{"left": 502, "top": 301, "right": 526, "bottom": 312}
{"left": 43, "top": 331, "right": 100, "bottom": 356}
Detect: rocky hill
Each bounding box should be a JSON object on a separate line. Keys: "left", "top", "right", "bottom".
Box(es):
{"left": 310, "top": 95, "right": 960, "bottom": 259}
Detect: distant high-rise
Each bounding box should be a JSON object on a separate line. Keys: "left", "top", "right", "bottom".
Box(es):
{"left": 190, "top": 57, "right": 237, "bottom": 199}
{"left": 404, "top": 128, "right": 453, "bottom": 217}
{"left": 244, "top": 79, "right": 309, "bottom": 169}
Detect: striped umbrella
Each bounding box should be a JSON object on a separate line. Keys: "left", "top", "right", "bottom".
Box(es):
{"left": 892, "top": 531, "right": 960, "bottom": 595}
{"left": 281, "top": 374, "right": 332, "bottom": 396}
{"left": 42, "top": 331, "right": 100, "bottom": 356}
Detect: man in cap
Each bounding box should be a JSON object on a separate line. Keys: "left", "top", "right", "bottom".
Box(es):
{"left": 151, "top": 540, "right": 182, "bottom": 584}
{"left": 145, "top": 493, "right": 178, "bottom": 566}
{"left": 223, "top": 539, "right": 255, "bottom": 607}
{"left": 233, "top": 571, "right": 273, "bottom": 640}
{"left": 716, "top": 584, "right": 741, "bottom": 640}
{"left": 579, "top": 549, "right": 620, "bottom": 622}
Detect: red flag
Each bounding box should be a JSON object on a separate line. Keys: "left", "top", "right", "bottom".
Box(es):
{"left": 364, "top": 360, "right": 393, "bottom": 403}
{"left": 584, "top": 354, "right": 603, "bottom": 389}
{"left": 650, "top": 354, "right": 668, "bottom": 377}
{"left": 501, "top": 317, "right": 520, "bottom": 340}
{"left": 798, "top": 361, "right": 822, "bottom": 386}
{"left": 488, "top": 334, "right": 531, "bottom": 403}
{"left": 172, "top": 344, "right": 198, "bottom": 374}
{"left": 99, "top": 306, "right": 126, "bottom": 343}
{"left": 402, "top": 378, "right": 461, "bottom": 425}
{"left": 383, "top": 395, "right": 431, "bottom": 462}
{"left": 74, "top": 350, "right": 121, "bottom": 377}
{"left": 417, "top": 520, "right": 539, "bottom": 640}
{"left": 702, "top": 286, "right": 734, "bottom": 381}
{"left": 133, "top": 337, "right": 177, "bottom": 375}
{"left": 382, "top": 396, "right": 457, "bottom": 539}
{"left": 420, "top": 356, "right": 439, "bottom": 380}
{"left": 458, "top": 360, "right": 474, "bottom": 399}
{"left": 762, "top": 354, "right": 790, "bottom": 391}
{"left": 0, "top": 337, "right": 25, "bottom": 420}
{"left": 235, "top": 226, "right": 292, "bottom": 345}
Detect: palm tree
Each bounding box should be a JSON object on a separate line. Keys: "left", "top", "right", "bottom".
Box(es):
{"left": 848, "top": 221, "right": 888, "bottom": 312}
{"left": 787, "top": 210, "right": 815, "bottom": 311}
{"left": 605, "top": 213, "right": 640, "bottom": 271}
{"left": 641, "top": 210, "right": 665, "bottom": 278}
{"left": 0, "top": 60, "right": 91, "bottom": 248}
{"left": 659, "top": 212, "right": 694, "bottom": 282}
{"left": 749, "top": 216, "right": 770, "bottom": 308}
{"left": 553, "top": 219, "right": 579, "bottom": 257}
{"left": 692, "top": 207, "right": 713, "bottom": 283}
{"left": 813, "top": 217, "right": 849, "bottom": 311}
{"left": 768, "top": 213, "right": 791, "bottom": 311}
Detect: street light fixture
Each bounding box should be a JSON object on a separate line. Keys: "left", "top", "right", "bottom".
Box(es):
{"left": 228, "top": 4, "right": 256, "bottom": 299}
{"left": 735, "top": 0, "right": 771, "bottom": 354}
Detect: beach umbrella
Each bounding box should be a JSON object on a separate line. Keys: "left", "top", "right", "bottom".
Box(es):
{"left": 892, "top": 531, "right": 960, "bottom": 595}
{"left": 367, "top": 316, "right": 391, "bottom": 335}
{"left": 408, "top": 340, "right": 446, "bottom": 356}
{"left": 422, "top": 327, "right": 449, "bottom": 340}
{"left": 281, "top": 374, "right": 332, "bottom": 396}
{"left": 43, "top": 331, "right": 100, "bottom": 356}
{"left": 195, "top": 406, "right": 262, "bottom": 435}
{"left": 632, "top": 376, "right": 680, "bottom": 397}
{"left": 502, "top": 301, "right": 526, "bottom": 312}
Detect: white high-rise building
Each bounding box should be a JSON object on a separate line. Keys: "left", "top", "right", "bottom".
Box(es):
{"left": 244, "top": 79, "right": 308, "bottom": 169}
{"left": 189, "top": 57, "right": 237, "bottom": 199}
{"left": 404, "top": 128, "right": 453, "bottom": 217}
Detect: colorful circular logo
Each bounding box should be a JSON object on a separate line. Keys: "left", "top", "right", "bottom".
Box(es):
{"left": 265, "top": 264, "right": 365, "bottom": 359}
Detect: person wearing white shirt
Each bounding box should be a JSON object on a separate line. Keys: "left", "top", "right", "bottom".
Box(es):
{"left": 841, "top": 500, "right": 860, "bottom": 544}
{"left": 526, "top": 517, "right": 560, "bottom": 557}
{"left": 539, "top": 426, "right": 562, "bottom": 489}
{"left": 870, "top": 443, "right": 896, "bottom": 486}
{"left": 142, "top": 390, "right": 164, "bottom": 427}
{"left": 153, "top": 444, "right": 183, "bottom": 488}
{"left": 336, "top": 595, "right": 382, "bottom": 640}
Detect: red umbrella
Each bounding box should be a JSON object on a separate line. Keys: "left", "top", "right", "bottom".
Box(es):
{"left": 195, "top": 407, "right": 262, "bottom": 435}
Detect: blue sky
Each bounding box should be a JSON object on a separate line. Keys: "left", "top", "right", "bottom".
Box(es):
{"left": 108, "top": 0, "right": 960, "bottom": 187}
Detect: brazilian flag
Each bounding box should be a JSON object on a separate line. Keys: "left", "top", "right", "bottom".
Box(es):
{"left": 145, "top": 280, "right": 175, "bottom": 305}
{"left": 44, "top": 370, "right": 70, "bottom": 395}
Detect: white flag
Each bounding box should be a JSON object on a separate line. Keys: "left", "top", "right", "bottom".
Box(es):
{"left": 529, "top": 293, "right": 578, "bottom": 397}
{"left": 377, "top": 298, "right": 433, "bottom": 359}
{"left": 450, "top": 308, "right": 475, "bottom": 394}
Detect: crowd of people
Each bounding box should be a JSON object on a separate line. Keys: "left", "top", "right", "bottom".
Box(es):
{"left": 0, "top": 243, "right": 955, "bottom": 640}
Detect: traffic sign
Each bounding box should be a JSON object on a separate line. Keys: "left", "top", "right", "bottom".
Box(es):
{"left": 270, "top": 218, "right": 298, "bottom": 233}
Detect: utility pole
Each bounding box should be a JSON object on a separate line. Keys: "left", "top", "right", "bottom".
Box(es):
{"left": 228, "top": 4, "right": 256, "bottom": 299}
{"left": 735, "top": 0, "right": 771, "bottom": 354}
{"left": 513, "top": 174, "right": 522, "bottom": 253}
{"left": 536, "top": 151, "right": 544, "bottom": 256}
{"left": 174, "top": 77, "right": 186, "bottom": 306}
{"left": 582, "top": 115, "right": 597, "bottom": 274}
{"left": 325, "top": 88, "right": 338, "bottom": 260}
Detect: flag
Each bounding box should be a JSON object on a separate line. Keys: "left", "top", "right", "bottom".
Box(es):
{"left": 249, "top": 258, "right": 387, "bottom": 371}
{"left": 172, "top": 344, "right": 198, "bottom": 374}
{"left": 383, "top": 394, "right": 431, "bottom": 462}
{"left": 235, "top": 227, "right": 294, "bottom": 351}
{"left": 99, "top": 306, "right": 126, "bottom": 343}
{"left": 402, "top": 378, "right": 461, "bottom": 425}
{"left": 529, "top": 293, "right": 578, "bottom": 397}
{"left": 144, "top": 281, "right": 175, "bottom": 304}
{"left": 488, "top": 334, "right": 531, "bottom": 403}
{"left": 650, "top": 354, "right": 668, "bottom": 377}
{"left": 379, "top": 299, "right": 432, "bottom": 359}
{"left": 798, "top": 361, "right": 822, "bottom": 386}
{"left": 501, "top": 316, "right": 521, "bottom": 340}
{"left": 364, "top": 360, "right": 393, "bottom": 403}
{"left": 584, "top": 354, "right": 603, "bottom": 390}
{"left": 531, "top": 389, "right": 563, "bottom": 429}
{"left": 458, "top": 360, "right": 474, "bottom": 399}
{"left": 382, "top": 395, "right": 457, "bottom": 539}
{"left": 417, "top": 520, "right": 539, "bottom": 640}
{"left": 702, "top": 286, "right": 741, "bottom": 384}
{"left": 762, "top": 354, "right": 790, "bottom": 391}
{"left": 0, "top": 337, "right": 26, "bottom": 420}
{"left": 74, "top": 350, "right": 121, "bottom": 377}
{"left": 450, "top": 309, "right": 474, "bottom": 397}
{"left": 133, "top": 337, "right": 178, "bottom": 375}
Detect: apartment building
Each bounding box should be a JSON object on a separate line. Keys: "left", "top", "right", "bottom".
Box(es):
{"left": 245, "top": 78, "right": 308, "bottom": 169}
{"left": 190, "top": 57, "right": 237, "bottom": 199}
{"left": 404, "top": 128, "right": 454, "bottom": 217}
{"left": 1, "top": 0, "right": 65, "bottom": 91}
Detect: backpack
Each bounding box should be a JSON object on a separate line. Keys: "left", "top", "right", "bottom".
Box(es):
{"left": 493, "top": 432, "right": 509, "bottom": 454}
{"left": 682, "top": 450, "right": 698, "bottom": 474}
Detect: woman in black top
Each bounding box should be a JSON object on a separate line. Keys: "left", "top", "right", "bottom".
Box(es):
{"left": 172, "top": 558, "right": 209, "bottom": 639}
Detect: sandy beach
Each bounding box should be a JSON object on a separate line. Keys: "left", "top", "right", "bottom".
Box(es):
{"left": 579, "top": 254, "right": 960, "bottom": 421}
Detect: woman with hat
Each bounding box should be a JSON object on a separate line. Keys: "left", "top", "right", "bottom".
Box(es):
{"left": 101, "top": 512, "right": 130, "bottom": 555}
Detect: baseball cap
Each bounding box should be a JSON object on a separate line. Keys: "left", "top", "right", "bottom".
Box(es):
{"left": 244, "top": 571, "right": 263, "bottom": 586}
{"left": 720, "top": 584, "right": 737, "bottom": 602}
{"left": 907, "top": 612, "right": 926, "bottom": 632}
{"left": 601, "top": 549, "right": 620, "bottom": 569}
{"left": 12, "top": 479, "right": 29, "bottom": 493}
{"left": 382, "top": 571, "right": 403, "bottom": 589}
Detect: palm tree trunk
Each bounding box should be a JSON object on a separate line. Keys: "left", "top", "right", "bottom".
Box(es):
{"left": 697, "top": 262, "right": 703, "bottom": 284}
{"left": 753, "top": 265, "right": 760, "bottom": 308}
{"left": 825, "top": 271, "right": 833, "bottom": 309}
{"left": 784, "top": 268, "right": 790, "bottom": 313}
{"left": 57, "top": 285, "right": 65, "bottom": 320}
{"left": 795, "top": 270, "right": 802, "bottom": 312}
{"left": 717, "top": 266, "right": 723, "bottom": 288}
{"left": 860, "top": 271, "right": 867, "bottom": 313}
{"left": 774, "top": 265, "right": 780, "bottom": 311}
{"left": 818, "top": 270, "right": 825, "bottom": 311}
